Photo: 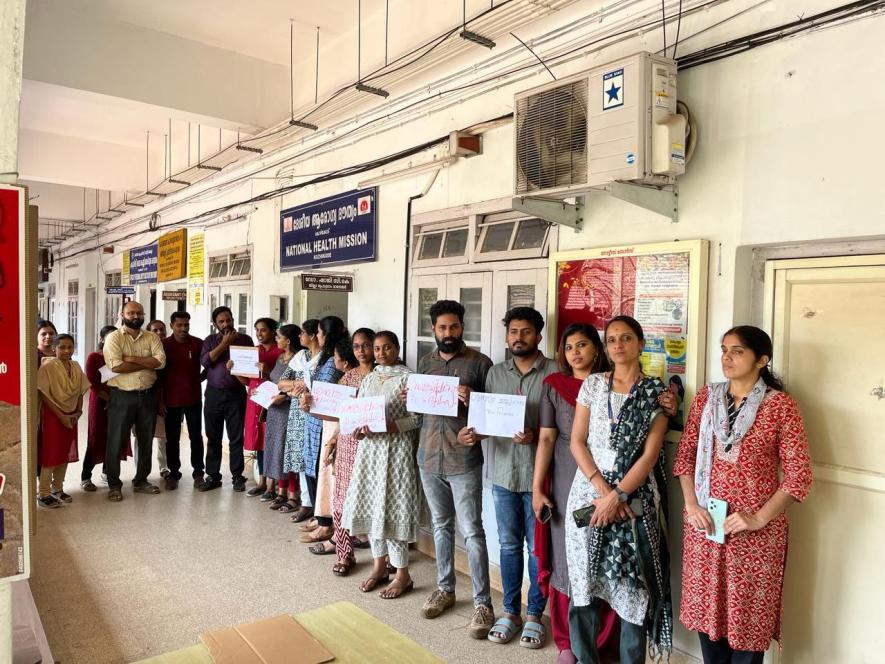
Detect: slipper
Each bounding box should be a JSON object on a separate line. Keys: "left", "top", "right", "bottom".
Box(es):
{"left": 299, "top": 519, "right": 319, "bottom": 532}
{"left": 80, "top": 480, "right": 97, "bottom": 492}
{"left": 379, "top": 578, "right": 414, "bottom": 599}
{"left": 133, "top": 483, "right": 160, "bottom": 494}
{"left": 353, "top": 538, "right": 371, "bottom": 549}
{"left": 488, "top": 617, "right": 520, "bottom": 644}
{"left": 332, "top": 559, "right": 356, "bottom": 577}
{"left": 519, "top": 620, "right": 546, "bottom": 649}
{"left": 108, "top": 490, "right": 123, "bottom": 502}
{"left": 278, "top": 500, "right": 301, "bottom": 514}
{"left": 269, "top": 496, "right": 287, "bottom": 510}
{"left": 300, "top": 527, "right": 333, "bottom": 543}
{"left": 289, "top": 506, "right": 314, "bottom": 523}
{"left": 359, "top": 574, "right": 389, "bottom": 593}
{"left": 246, "top": 485, "right": 266, "bottom": 497}
{"left": 309, "top": 541, "right": 336, "bottom": 555}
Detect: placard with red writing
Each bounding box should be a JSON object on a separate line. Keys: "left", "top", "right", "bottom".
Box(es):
{"left": 338, "top": 396, "right": 387, "bottom": 435}
{"left": 405, "top": 374, "right": 459, "bottom": 417}
{"left": 308, "top": 382, "right": 357, "bottom": 418}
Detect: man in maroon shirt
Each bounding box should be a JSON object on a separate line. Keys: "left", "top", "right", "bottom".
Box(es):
{"left": 160, "top": 311, "right": 206, "bottom": 490}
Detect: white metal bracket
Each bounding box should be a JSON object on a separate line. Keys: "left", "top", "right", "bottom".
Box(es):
{"left": 594, "top": 182, "right": 679, "bottom": 223}
{"left": 510, "top": 196, "right": 583, "bottom": 230}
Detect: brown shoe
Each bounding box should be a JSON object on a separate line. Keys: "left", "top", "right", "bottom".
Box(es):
{"left": 299, "top": 526, "right": 333, "bottom": 543}
{"left": 165, "top": 477, "right": 179, "bottom": 491}
{"left": 421, "top": 588, "right": 455, "bottom": 619}
{"left": 468, "top": 604, "right": 495, "bottom": 639}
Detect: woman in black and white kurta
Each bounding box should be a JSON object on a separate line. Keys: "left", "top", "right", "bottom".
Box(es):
{"left": 341, "top": 331, "right": 422, "bottom": 599}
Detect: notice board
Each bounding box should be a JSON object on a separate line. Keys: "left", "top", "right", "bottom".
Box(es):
{"left": 547, "top": 240, "right": 708, "bottom": 434}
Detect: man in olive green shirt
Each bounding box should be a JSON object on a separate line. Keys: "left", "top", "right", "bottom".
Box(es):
{"left": 458, "top": 306, "right": 556, "bottom": 647}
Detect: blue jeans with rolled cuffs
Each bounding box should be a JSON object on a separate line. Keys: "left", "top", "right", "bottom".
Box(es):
{"left": 492, "top": 483, "right": 546, "bottom": 617}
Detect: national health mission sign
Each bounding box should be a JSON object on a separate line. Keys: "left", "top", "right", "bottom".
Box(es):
{"left": 280, "top": 188, "right": 377, "bottom": 270}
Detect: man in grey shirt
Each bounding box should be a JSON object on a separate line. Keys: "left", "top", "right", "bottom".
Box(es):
{"left": 415, "top": 300, "right": 495, "bottom": 640}
{"left": 459, "top": 306, "right": 556, "bottom": 648}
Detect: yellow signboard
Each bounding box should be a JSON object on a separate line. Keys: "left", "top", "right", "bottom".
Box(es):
{"left": 188, "top": 232, "right": 205, "bottom": 305}
{"left": 121, "top": 250, "right": 130, "bottom": 285}
{"left": 157, "top": 229, "right": 188, "bottom": 282}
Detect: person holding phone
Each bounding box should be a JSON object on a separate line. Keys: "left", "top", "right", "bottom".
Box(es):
{"left": 565, "top": 316, "right": 671, "bottom": 664}
{"left": 673, "top": 326, "right": 812, "bottom": 663}
{"left": 532, "top": 323, "right": 611, "bottom": 664}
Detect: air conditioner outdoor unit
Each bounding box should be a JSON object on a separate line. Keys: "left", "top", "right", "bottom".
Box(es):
{"left": 514, "top": 52, "right": 685, "bottom": 198}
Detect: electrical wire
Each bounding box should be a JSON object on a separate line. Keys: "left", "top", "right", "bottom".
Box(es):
{"left": 672, "top": 0, "right": 683, "bottom": 58}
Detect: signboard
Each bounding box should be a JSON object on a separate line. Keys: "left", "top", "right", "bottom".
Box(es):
{"left": 157, "top": 228, "right": 187, "bottom": 282}
{"left": 121, "top": 250, "right": 130, "bottom": 285}
{"left": 548, "top": 240, "right": 708, "bottom": 435}
{"left": 300, "top": 273, "right": 354, "bottom": 292}
{"left": 129, "top": 243, "right": 158, "bottom": 285}
{"left": 188, "top": 232, "right": 205, "bottom": 305}
{"left": 161, "top": 289, "right": 187, "bottom": 301}
{"left": 0, "top": 184, "right": 31, "bottom": 582}
{"left": 105, "top": 286, "right": 135, "bottom": 295}
{"left": 280, "top": 188, "right": 377, "bottom": 270}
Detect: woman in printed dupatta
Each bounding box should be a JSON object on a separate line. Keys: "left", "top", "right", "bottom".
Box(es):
{"left": 341, "top": 331, "right": 422, "bottom": 600}
{"left": 36, "top": 334, "right": 90, "bottom": 508}
{"left": 674, "top": 326, "right": 812, "bottom": 663}
{"left": 565, "top": 316, "right": 672, "bottom": 664}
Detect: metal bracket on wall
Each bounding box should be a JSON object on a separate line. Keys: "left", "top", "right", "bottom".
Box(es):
{"left": 511, "top": 197, "right": 583, "bottom": 230}
{"left": 594, "top": 182, "right": 679, "bottom": 223}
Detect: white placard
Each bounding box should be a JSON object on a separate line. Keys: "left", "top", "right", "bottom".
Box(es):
{"left": 405, "top": 373, "right": 459, "bottom": 416}
{"left": 467, "top": 392, "right": 527, "bottom": 438}
{"left": 339, "top": 395, "right": 387, "bottom": 435}
{"left": 229, "top": 345, "right": 260, "bottom": 377}
{"left": 99, "top": 365, "right": 119, "bottom": 384}
{"left": 287, "top": 352, "right": 313, "bottom": 390}
{"left": 309, "top": 382, "right": 357, "bottom": 417}
{"left": 250, "top": 380, "right": 282, "bottom": 409}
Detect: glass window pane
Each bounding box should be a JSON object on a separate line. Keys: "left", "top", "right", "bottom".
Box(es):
{"left": 480, "top": 222, "right": 515, "bottom": 253}
{"left": 238, "top": 294, "right": 248, "bottom": 326}
{"left": 224, "top": 294, "right": 232, "bottom": 308}
{"left": 418, "top": 288, "right": 438, "bottom": 336}
{"left": 442, "top": 229, "right": 468, "bottom": 257}
{"left": 418, "top": 233, "right": 443, "bottom": 260}
{"left": 460, "top": 287, "right": 482, "bottom": 344}
{"left": 507, "top": 284, "right": 535, "bottom": 310}
{"left": 513, "top": 218, "right": 548, "bottom": 250}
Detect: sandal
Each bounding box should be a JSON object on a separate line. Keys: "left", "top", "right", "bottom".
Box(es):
{"left": 246, "top": 485, "right": 266, "bottom": 497}
{"left": 108, "top": 490, "right": 123, "bottom": 502}
{"left": 289, "top": 506, "right": 314, "bottom": 523}
{"left": 353, "top": 537, "right": 371, "bottom": 549}
{"left": 299, "top": 519, "right": 319, "bottom": 532}
{"left": 519, "top": 620, "right": 546, "bottom": 649}
{"left": 309, "top": 541, "right": 336, "bottom": 555}
{"left": 268, "top": 495, "right": 287, "bottom": 510}
{"left": 332, "top": 558, "right": 356, "bottom": 577}
{"left": 379, "top": 578, "right": 414, "bottom": 599}
{"left": 300, "top": 527, "right": 333, "bottom": 544}
{"left": 278, "top": 500, "right": 300, "bottom": 514}
{"left": 80, "top": 480, "right": 97, "bottom": 492}
{"left": 359, "top": 574, "right": 389, "bottom": 593}
{"left": 488, "top": 617, "right": 521, "bottom": 644}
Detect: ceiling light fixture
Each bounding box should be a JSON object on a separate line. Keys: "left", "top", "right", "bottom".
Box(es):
{"left": 459, "top": 0, "right": 496, "bottom": 49}
{"left": 354, "top": 0, "right": 390, "bottom": 98}
{"left": 355, "top": 83, "right": 389, "bottom": 98}
{"left": 289, "top": 119, "right": 319, "bottom": 131}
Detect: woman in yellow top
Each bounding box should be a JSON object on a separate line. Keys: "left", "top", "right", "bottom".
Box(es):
{"left": 36, "top": 334, "right": 90, "bottom": 509}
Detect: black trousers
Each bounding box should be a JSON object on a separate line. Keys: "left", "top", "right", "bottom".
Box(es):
{"left": 699, "top": 633, "right": 764, "bottom": 664}
{"left": 106, "top": 387, "right": 157, "bottom": 490}
{"left": 80, "top": 446, "right": 106, "bottom": 482}
{"left": 203, "top": 386, "right": 246, "bottom": 482}
{"left": 165, "top": 402, "right": 205, "bottom": 480}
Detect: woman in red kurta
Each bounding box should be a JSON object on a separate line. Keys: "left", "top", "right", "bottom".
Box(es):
{"left": 242, "top": 318, "right": 282, "bottom": 497}
{"left": 674, "top": 326, "right": 812, "bottom": 662}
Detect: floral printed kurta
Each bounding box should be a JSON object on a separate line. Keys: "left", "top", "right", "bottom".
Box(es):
{"left": 673, "top": 386, "right": 813, "bottom": 652}
{"left": 341, "top": 364, "right": 422, "bottom": 542}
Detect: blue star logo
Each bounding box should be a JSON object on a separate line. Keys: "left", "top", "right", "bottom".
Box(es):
{"left": 606, "top": 82, "right": 621, "bottom": 103}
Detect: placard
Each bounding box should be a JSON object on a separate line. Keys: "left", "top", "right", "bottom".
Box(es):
{"left": 339, "top": 396, "right": 387, "bottom": 435}
{"left": 250, "top": 381, "right": 282, "bottom": 409}
{"left": 229, "top": 346, "right": 260, "bottom": 377}
{"left": 405, "top": 374, "right": 459, "bottom": 416}
{"left": 188, "top": 231, "right": 205, "bottom": 305}
{"left": 548, "top": 240, "right": 708, "bottom": 434}
{"left": 308, "top": 382, "right": 357, "bottom": 417}
{"left": 467, "top": 392, "right": 527, "bottom": 438}
{"left": 157, "top": 228, "right": 187, "bottom": 282}
{"left": 280, "top": 188, "right": 377, "bottom": 270}
{"left": 129, "top": 243, "right": 158, "bottom": 285}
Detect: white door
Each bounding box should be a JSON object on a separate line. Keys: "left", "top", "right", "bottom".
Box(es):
{"left": 765, "top": 256, "right": 885, "bottom": 663}
{"left": 490, "top": 268, "right": 548, "bottom": 363}
{"left": 210, "top": 283, "right": 252, "bottom": 335}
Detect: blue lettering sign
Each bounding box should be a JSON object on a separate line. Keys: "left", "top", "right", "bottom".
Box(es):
{"left": 280, "top": 188, "right": 377, "bottom": 270}
{"left": 129, "top": 243, "right": 158, "bottom": 285}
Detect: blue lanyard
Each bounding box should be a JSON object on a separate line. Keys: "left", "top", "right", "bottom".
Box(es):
{"left": 608, "top": 372, "right": 642, "bottom": 433}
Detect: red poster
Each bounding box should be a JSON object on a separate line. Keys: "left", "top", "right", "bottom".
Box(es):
{"left": 0, "top": 188, "right": 22, "bottom": 406}
{"left": 555, "top": 256, "right": 637, "bottom": 342}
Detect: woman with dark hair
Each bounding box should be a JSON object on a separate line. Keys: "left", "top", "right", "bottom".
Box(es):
{"left": 37, "top": 319, "right": 58, "bottom": 366}
{"left": 36, "top": 334, "right": 90, "bottom": 508}
{"left": 262, "top": 324, "right": 303, "bottom": 507}
{"left": 565, "top": 315, "right": 672, "bottom": 663}
{"left": 277, "top": 319, "right": 321, "bottom": 520}
{"left": 297, "top": 315, "right": 347, "bottom": 540}
{"left": 674, "top": 326, "right": 812, "bottom": 663}
{"left": 532, "top": 323, "right": 611, "bottom": 664}
{"left": 341, "top": 331, "right": 422, "bottom": 599}
{"left": 240, "top": 317, "right": 282, "bottom": 497}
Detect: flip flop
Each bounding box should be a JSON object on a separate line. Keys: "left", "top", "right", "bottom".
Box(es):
{"left": 488, "top": 617, "right": 520, "bottom": 644}
{"left": 519, "top": 620, "right": 546, "bottom": 649}
{"left": 379, "top": 578, "right": 414, "bottom": 599}
{"left": 359, "top": 574, "right": 389, "bottom": 593}
{"left": 309, "top": 541, "right": 336, "bottom": 555}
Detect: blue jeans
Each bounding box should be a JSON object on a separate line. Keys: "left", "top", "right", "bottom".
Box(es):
{"left": 492, "top": 484, "right": 546, "bottom": 617}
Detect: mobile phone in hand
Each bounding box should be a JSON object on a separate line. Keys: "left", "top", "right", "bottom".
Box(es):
{"left": 539, "top": 504, "right": 552, "bottom": 524}
{"left": 572, "top": 504, "right": 596, "bottom": 528}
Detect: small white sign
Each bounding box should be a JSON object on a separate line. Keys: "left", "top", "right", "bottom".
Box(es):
{"left": 229, "top": 346, "right": 260, "bottom": 378}
{"left": 250, "top": 380, "right": 282, "bottom": 409}
{"left": 339, "top": 395, "right": 387, "bottom": 435}
{"left": 406, "top": 374, "right": 459, "bottom": 417}
{"left": 309, "top": 381, "right": 358, "bottom": 418}
{"left": 602, "top": 68, "right": 624, "bottom": 110}
{"left": 99, "top": 365, "right": 119, "bottom": 384}
{"left": 467, "top": 392, "right": 527, "bottom": 438}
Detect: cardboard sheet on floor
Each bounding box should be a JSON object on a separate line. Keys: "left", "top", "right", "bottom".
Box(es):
{"left": 200, "top": 614, "right": 334, "bottom": 664}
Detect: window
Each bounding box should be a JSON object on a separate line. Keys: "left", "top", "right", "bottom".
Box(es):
{"left": 230, "top": 252, "right": 251, "bottom": 278}
{"left": 475, "top": 213, "right": 551, "bottom": 262}
{"left": 67, "top": 280, "right": 79, "bottom": 338}
{"left": 105, "top": 271, "right": 121, "bottom": 287}
{"left": 208, "top": 249, "right": 252, "bottom": 282}
{"left": 412, "top": 219, "right": 469, "bottom": 265}
{"left": 208, "top": 256, "right": 229, "bottom": 279}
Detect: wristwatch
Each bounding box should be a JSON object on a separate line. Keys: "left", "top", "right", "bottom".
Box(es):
{"left": 614, "top": 486, "right": 629, "bottom": 503}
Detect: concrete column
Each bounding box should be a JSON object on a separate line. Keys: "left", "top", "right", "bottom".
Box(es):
{"left": 0, "top": 0, "right": 26, "bottom": 186}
